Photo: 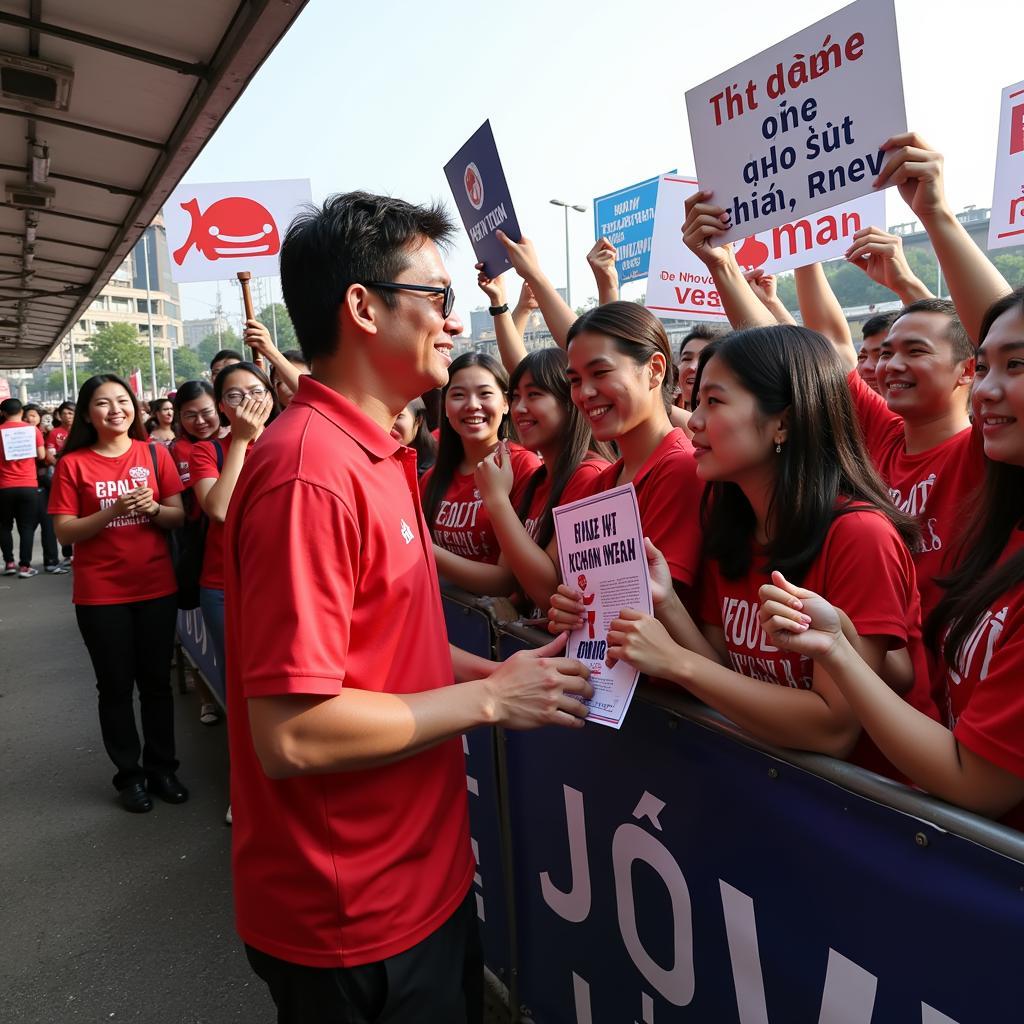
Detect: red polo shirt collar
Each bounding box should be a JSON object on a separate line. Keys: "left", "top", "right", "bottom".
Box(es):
{"left": 291, "top": 374, "right": 400, "bottom": 461}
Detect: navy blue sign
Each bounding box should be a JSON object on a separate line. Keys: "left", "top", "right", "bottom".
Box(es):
{"left": 176, "top": 608, "right": 223, "bottom": 703}
{"left": 444, "top": 120, "right": 521, "bottom": 278}
{"left": 593, "top": 173, "right": 671, "bottom": 285}
{"left": 498, "top": 632, "right": 1024, "bottom": 1023}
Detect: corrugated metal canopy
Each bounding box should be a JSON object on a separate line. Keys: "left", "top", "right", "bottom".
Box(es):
{"left": 0, "top": 0, "right": 308, "bottom": 368}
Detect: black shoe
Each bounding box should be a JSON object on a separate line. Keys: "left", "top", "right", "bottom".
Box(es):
{"left": 146, "top": 771, "right": 189, "bottom": 804}
{"left": 118, "top": 782, "right": 153, "bottom": 814}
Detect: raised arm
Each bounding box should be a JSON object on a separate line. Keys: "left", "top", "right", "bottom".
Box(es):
{"left": 244, "top": 319, "right": 303, "bottom": 397}
{"left": 476, "top": 264, "right": 528, "bottom": 376}
{"left": 496, "top": 231, "right": 578, "bottom": 347}
{"left": 510, "top": 281, "right": 539, "bottom": 339}
{"left": 874, "top": 132, "right": 1011, "bottom": 340}
{"left": 793, "top": 263, "right": 857, "bottom": 370}
{"left": 845, "top": 226, "right": 933, "bottom": 304}
{"left": 681, "top": 190, "right": 776, "bottom": 330}
{"left": 745, "top": 270, "right": 797, "bottom": 325}
{"left": 587, "top": 237, "right": 619, "bottom": 305}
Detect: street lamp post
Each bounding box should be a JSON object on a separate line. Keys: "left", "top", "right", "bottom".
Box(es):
{"left": 550, "top": 199, "right": 587, "bottom": 309}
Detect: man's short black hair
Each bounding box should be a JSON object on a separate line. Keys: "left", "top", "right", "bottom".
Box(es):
{"left": 1, "top": 397, "right": 22, "bottom": 417}
{"left": 210, "top": 349, "right": 243, "bottom": 370}
{"left": 280, "top": 191, "right": 456, "bottom": 364}
{"left": 894, "top": 298, "right": 973, "bottom": 363}
{"left": 861, "top": 311, "right": 898, "bottom": 340}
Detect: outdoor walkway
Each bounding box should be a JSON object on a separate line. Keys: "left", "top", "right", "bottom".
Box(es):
{"left": 1, "top": 565, "right": 270, "bottom": 1023}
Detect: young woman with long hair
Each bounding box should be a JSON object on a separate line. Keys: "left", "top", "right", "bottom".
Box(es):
{"left": 435, "top": 347, "right": 612, "bottom": 611}
{"left": 391, "top": 396, "right": 438, "bottom": 478}
{"left": 759, "top": 291, "right": 1024, "bottom": 823}
{"left": 421, "top": 351, "right": 539, "bottom": 566}
{"left": 190, "top": 362, "right": 277, "bottom": 702}
{"left": 48, "top": 374, "right": 187, "bottom": 813}
{"left": 554, "top": 326, "right": 936, "bottom": 775}
{"left": 147, "top": 397, "right": 176, "bottom": 445}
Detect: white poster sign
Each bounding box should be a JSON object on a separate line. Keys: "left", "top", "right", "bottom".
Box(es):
{"left": 988, "top": 81, "right": 1024, "bottom": 251}
{"left": 685, "top": 0, "right": 906, "bottom": 245}
{"left": 163, "top": 178, "right": 313, "bottom": 284}
{"left": 2, "top": 425, "right": 37, "bottom": 461}
{"left": 553, "top": 483, "right": 652, "bottom": 729}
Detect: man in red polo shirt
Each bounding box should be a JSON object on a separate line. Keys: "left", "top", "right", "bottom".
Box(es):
{"left": 225, "top": 191, "right": 592, "bottom": 1024}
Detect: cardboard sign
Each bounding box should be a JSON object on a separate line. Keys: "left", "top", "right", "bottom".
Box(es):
{"left": 685, "top": 0, "right": 906, "bottom": 245}
{"left": 593, "top": 173, "right": 674, "bottom": 285}
{"left": 646, "top": 176, "right": 728, "bottom": 322}
{"left": 2, "top": 424, "right": 36, "bottom": 461}
{"left": 164, "top": 178, "right": 312, "bottom": 284}
{"left": 552, "top": 483, "right": 652, "bottom": 729}
{"left": 444, "top": 120, "right": 522, "bottom": 277}
{"left": 989, "top": 80, "right": 1024, "bottom": 251}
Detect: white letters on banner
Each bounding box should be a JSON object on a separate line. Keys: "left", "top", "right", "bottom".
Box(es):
{"left": 646, "top": 175, "right": 885, "bottom": 322}
{"left": 684, "top": 0, "right": 906, "bottom": 245}
{"left": 163, "top": 178, "right": 313, "bottom": 284}
{"left": 988, "top": 80, "right": 1024, "bottom": 251}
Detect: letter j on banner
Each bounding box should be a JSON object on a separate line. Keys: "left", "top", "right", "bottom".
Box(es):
{"left": 444, "top": 120, "right": 522, "bottom": 278}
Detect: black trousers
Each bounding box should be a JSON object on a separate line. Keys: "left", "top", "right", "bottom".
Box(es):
{"left": 75, "top": 594, "right": 179, "bottom": 790}
{"left": 245, "top": 888, "right": 484, "bottom": 1024}
{"left": 35, "top": 479, "right": 58, "bottom": 566}
{"left": 0, "top": 486, "right": 38, "bottom": 567}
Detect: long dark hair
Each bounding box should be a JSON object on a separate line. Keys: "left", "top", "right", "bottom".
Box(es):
{"left": 510, "top": 348, "right": 614, "bottom": 548}
{"left": 213, "top": 361, "right": 280, "bottom": 429}
{"left": 423, "top": 351, "right": 509, "bottom": 532}
{"left": 929, "top": 288, "right": 1024, "bottom": 664}
{"left": 567, "top": 301, "right": 677, "bottom": 410}
{"left": 63, "top": 375, "right": 148, "bottom": 455}
{"left": 695, "top": 326, "right": 918, "bottom": 581}
{"left": 173, "top": 380, "right": 217, "bottom": 442}
{"left": 405, "top": 397, "right": 437, "bottom": 476}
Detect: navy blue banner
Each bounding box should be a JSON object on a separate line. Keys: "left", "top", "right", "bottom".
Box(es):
{"left": 444, "top": 120, "right": 521, "bottom": 278}
{"left": 177, "top": 608, "right": 222, "bottom": 700}
{"left": 593, "top": 174, "right": 670, "bottom": 285}
{"left": 498, "top": 631, "right": 1024, "bottom": 1024}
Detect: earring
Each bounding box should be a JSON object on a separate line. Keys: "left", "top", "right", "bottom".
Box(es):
{"left": 775, "top": 442, "right": 782, "bottom": 454}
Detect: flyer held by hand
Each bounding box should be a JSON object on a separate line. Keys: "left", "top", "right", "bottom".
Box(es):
{"left": 553, "top": 483, "right": 653, "bottom": 729}
{"left": 444, "top": 120, "right": 522, "bottom": 278}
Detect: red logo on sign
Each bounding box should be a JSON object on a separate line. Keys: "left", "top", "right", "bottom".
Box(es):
{"left": 1010, "top": 102, "right": 1024, "bottom": 156}
{"left": 464, "top": 163, "right": 484, "bottom": 211}
{"left": 172, "top": 196, "right": 281, "bottom": 265}
{"left": 735, "top": 234, "right": 771, "bottom": 271}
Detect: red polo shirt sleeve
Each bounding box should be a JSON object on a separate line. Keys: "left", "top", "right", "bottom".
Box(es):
{"left": 235, "top": 479, "right": 360, "bottom": 696}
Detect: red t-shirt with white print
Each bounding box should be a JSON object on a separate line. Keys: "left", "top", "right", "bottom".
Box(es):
{"left": 48, "top": 440, "right": 183, "bottom": 605}
{"left": 699, "top": 506, "right": 937, "bottom": 779}
{"left": 522, "top": 457, "right": 609, "bottom": 540}
{"left": 0, "top": 422, "right": 43, "bottom": 488}
{"left": 846, "top": 368, "right": 983, "bottom": 622}
{"left": 420, "top": 444, "right": 540, "bottom": 564}
{"left": 943, "top": 527, "right": 1024, "bottom": 831}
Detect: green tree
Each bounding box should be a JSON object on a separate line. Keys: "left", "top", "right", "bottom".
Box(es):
{"left": 195, "top": 328, "right": 241, "bottom": 368}
{"left": 257, "top": 303, "right": 297, "bottom": 351}
{"left": 172, "top": 346, "right": 206, "bottom": 385}
{"left": 85, "top": 322, "right": 148, "bottom": 377}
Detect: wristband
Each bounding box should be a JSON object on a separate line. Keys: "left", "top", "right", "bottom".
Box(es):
{"left": 488, "top": 304, "right": 509, "bottom": 317}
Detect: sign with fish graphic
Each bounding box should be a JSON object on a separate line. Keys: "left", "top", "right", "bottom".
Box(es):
{"left": 164, "top": 178, "right": 312, "bottom": 283}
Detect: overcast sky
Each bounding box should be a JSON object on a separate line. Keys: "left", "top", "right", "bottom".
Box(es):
{"left": 173, "top": 0, "right": 1021, "bottom": 330}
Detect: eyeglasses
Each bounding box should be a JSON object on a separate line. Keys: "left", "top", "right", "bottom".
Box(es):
{"left": 222, "top": 386, "right": 270, "bottom": 407}
{"left": 180, "top": 406, "right": 218, "bottom": 423}
{"left": 364, "top": 281, "right": 455, "bottom": 318}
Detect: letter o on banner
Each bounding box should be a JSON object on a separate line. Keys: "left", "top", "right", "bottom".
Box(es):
{"left": 612, "top": 823, "right": 695, "bottom": 1006}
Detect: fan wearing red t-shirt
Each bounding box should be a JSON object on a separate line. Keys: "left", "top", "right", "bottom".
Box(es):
{"left": 192, "top": 363, "right": 276, "bottom": 705}
{"left": 432, "top": 348, "right": 612, "bottom": 613}
{"left": 47, "top": 375, "right": 186, "bottom": 814}
{"left": 232, "top": 193, "right": 593, "bottom": 1023}
{"left": 757, "top": 291, "right": 1024, "bottom": 828}
{"left": 1, "top": 399, "right": 46, "bottom": 576}
{"left": 585, "top": 327, "right": 935, "bottom": 770}
{"left": 549, "top": 302, "right": 705, "bottom": 630}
